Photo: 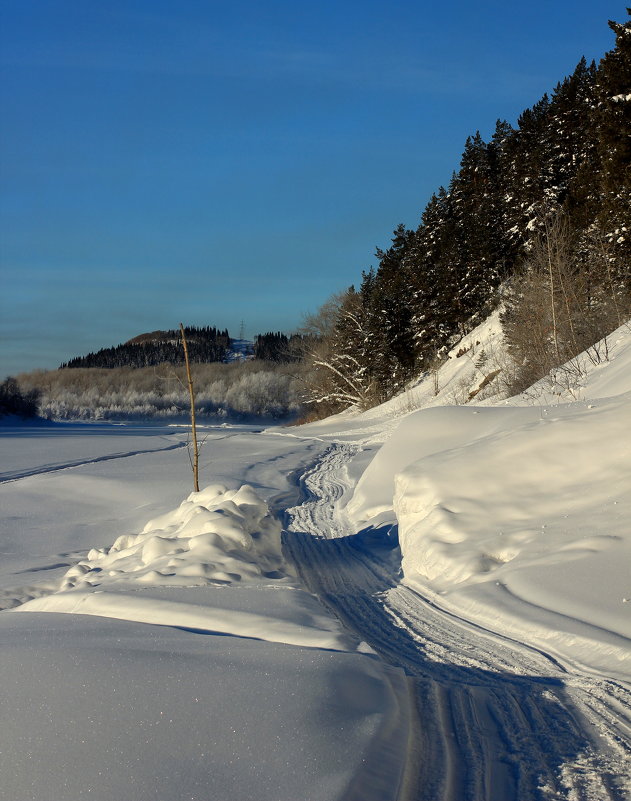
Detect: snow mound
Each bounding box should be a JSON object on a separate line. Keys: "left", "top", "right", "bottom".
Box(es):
{"left": 17, "top": 483, "right": 369, "bottom": 651}
{"left": 58, "top": 483, "right": 288, "bottom": 590}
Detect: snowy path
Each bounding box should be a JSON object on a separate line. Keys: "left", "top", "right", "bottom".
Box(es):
{"left": 282, "top": 443, "right": 631, "bottom": 801}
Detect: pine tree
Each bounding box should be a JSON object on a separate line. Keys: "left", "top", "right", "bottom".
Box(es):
{"left": 361, "top": 225, "right": 417, "bottom": 396}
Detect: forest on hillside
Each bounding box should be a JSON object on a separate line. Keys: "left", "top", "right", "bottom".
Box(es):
{"left": 302, "top": 11, "right": 630, "bottom": 416}
{"left": 60, "top": 326, "right": 231, "bottom": 369}
{"left": 57, "top": 328, "right": 307, "bottom": 370}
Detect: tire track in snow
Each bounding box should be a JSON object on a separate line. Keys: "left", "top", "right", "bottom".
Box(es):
{"left": 282, "top": 443, "right": 631, "bottom": 801}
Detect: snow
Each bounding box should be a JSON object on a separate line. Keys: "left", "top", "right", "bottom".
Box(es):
{"left": 345, "top": 320, "right": 631, "bottom": 679}
{"left": 0, "top": 612, "right": 407, "bottom": 801}
{"left": 0, "top": 422, "right": 185, "bottom": 482}
{"left": 18, "top": 482, "right": 360, "bottom": 651}
{"left": 0, "top": 422, "right": 408, "bottom": 801}
{"left": 2, "top": 316, "right": 631, "bottom": 799}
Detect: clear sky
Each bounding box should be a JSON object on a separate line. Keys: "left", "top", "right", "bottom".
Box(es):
{"left": 0, "top": 0, "right": 625, "bottom": 376}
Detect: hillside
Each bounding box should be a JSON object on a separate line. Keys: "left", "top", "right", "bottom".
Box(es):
{"left": 60, "top": 326, "right": 230, "bottom": 369}
{"left": 302, "top": 10, "right": 631, "bottom": 418}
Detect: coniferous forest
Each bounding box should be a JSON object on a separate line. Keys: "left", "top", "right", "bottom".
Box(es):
{"left": 60, "top": 326, "right": 231, "bottom": 369}
{"left": 303, "top": 11, "right": 630, "bottom": 414}
{"left": 253, "top": 332, "right": 309, "bottom": 362}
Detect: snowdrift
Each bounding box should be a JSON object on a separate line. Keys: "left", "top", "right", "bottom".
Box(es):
{"left": 18, "top": 483, "right": 361, "bottom": 651}
{"left": 60, "top": 483, "right": 288, "bottom": 590}
{"left": 347, "top": 321, "right": 631, "bottom": 678}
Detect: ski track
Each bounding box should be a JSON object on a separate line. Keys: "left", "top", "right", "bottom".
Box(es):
{"left": 282, "top": 443, "right": 631, "bottom": 801}
{"left": 0, "top": 440, "right": 189, "bottom": 483}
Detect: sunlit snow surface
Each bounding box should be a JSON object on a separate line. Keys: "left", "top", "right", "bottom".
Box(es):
{"left": 344, "top": 321, "right": 631, "bottom": 680}
{"left": 2, "top": 318, "right": 631, "bottom": 799}
{"left": 0, "top": 425, "right": 408, "bottom": 801}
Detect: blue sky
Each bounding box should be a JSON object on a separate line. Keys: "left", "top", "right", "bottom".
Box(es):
{"left": 0, "top": 0, "right": 625, "bottom": 375}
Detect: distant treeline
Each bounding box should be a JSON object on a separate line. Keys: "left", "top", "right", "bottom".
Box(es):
{"left": 0, "top": 377, "right": 40, "bottom": 418}
{"left": 61, "top": 326, "right": 230, "bottom": 369}
{"left": 253, "top": 332, "right": 310, "bottom": 362}
{"left": 18, "top": 360, "right": 305, "bottom": 422}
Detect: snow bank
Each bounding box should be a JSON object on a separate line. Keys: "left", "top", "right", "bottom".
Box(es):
{"left": 347, "top": 404, "right": 535, "bottom": 525}
{"left": 349, "top": 322, "right": 631, "bottom": 677}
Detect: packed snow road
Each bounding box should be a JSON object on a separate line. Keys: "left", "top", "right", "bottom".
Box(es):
{"left": 281, "top": 443, "right": 631, "bottom": 801}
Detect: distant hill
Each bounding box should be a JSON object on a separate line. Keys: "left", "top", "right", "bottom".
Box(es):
{"left": 60, "top": 327, "right": 311, "bottom": 370}
{"left": 125, "top": 330, "right": 182, "bottom": 346}
{"left": 60, "top": 326, "right": 231, "bottom": 369}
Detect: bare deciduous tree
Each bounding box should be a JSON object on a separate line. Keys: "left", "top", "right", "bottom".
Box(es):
{"left": 299, "top": 290, "right": 379, "bottom": 417}
{"left": 180, "top": 323, "right": 200, "bottom": 492}
{"left": 502, "top": 209, "right": 630, "bottom": 394}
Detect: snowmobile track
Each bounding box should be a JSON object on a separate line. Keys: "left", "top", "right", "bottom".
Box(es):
{"left": 282, "top": 443, "right": 631, "bottom": 801}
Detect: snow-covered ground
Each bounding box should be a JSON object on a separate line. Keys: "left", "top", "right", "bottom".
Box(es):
{"left": 280, "top": 317, "right": 631, "bottom": 798}
{"left": 0, "top": 423, "right": 409, "bottom": 801}
{"left": 1, "top": 317, "right": 630, "bottom": 800}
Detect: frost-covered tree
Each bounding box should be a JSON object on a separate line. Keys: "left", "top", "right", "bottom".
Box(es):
{"left": 301, "top": 289, "right": 377, "bottom": 414}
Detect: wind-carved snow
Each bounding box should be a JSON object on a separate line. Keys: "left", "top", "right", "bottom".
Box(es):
{"left": 391, "top": 398, "right": 631, "bottom": 666}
